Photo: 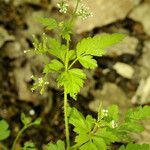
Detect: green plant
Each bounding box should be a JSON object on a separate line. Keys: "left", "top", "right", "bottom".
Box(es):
{"left": 24, "top": 0, "right": 150, "bottom": 150}
{"left": 0, "top": 113, "right": 41, "bottom": 150}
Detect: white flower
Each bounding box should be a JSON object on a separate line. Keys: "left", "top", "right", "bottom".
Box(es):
{"left": 102, "top": 109, "right": 108, "bottom": 116}
{"left": 76, "top": 4, "right": 93, "bottom": 20}
{"left": 57, "top": 1, "right": 68, "bottom": 14}
{"left": 111, "top": 120, "right": 118, "bottom": 128}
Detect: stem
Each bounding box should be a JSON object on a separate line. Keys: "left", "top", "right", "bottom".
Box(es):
{"left": 68, "top": 58, "right": 78, "bottom": 69}
{"left": 0, "top": 143, "right": 8, "bottom": 150}
{"left": 64, "top": 88, "right": 70, "bottom": 150}
{"left": 11, "top": 123, "right": 34, "bottom": 150}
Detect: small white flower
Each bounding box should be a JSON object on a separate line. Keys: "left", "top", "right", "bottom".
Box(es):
{"left": 30, "top": 75, "right": 34, "bottom": 79}
{"left": 111, "top": 120, "right": 117, "bottom": 128}
{"left": 38, "top": 78, "right": 43, "bottom": 85}
{"left": 102, "top": 109, "right": 108, "bottom": 116}
{"left": 24, "top": 50, "right": 30, "bottom": 53}
{"left": 57, "top": 1, "right": 68, "bottom": 14}
{"left": 76, "top": 4, "right": 93, "bottom": 20}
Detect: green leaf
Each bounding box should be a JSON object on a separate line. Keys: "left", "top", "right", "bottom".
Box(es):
{"left": 80, "top": 141, "right": 97, "bottom": 150}
{"left": 22, "top": 141, "right": 36, "bottom": 150}
{"left": 38, "top": 17, "right": 58, "bottom": 30}
{"left": 48, "top": 38, "right": 67, "bottom": 62}
{"left": 21, "top": 113, "right": 32, "bottom": 126}
{"left": 59, "top": 21, "right": 72, "bottom": 41}
{"left": 125, "top": 106, "right": 150, "bottom": 122}
{"left": 45, "top": 140, "right": 65, "bottom": 150}
{"left": 69, "top": 108, "right": 95, "bottom": 134}
{"left": 107, "top": 105, "right": 119, "bottom": 121}
{"left": 57, "top": 69, "right": 86, "bottom": 99}
{"left": 119, "top": 143, "right": 150, "bottom": 150}
{"left": 0, "top": 119, "right": 10, "bottom": 141}
{"left": 43, "top": 59, "right": 64, "bottom": 74}
{"left": 95, "top": 128, "right": 118, "bottom": 144}
{"left": 93, "top": 137, "right": 107, "bottom": 150}
{"left": 78, "top": 55, "right": 97, "bottom": 69}
{"left": 68, "top": 50, "right": 76, "bottom": 61}
{"left": 76, "top": 33, "right": 126, "bottom": 57}
{"left": 32, "top": 33, "right": 48, "bottom": 54}
{"left": 33, "top": 118, "right": 42, "bottom": 125}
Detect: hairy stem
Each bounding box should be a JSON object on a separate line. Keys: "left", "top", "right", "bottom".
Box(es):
{"left": 11, "top": 123, "right": 34, "bottom": 150}
{"left": 64, "top": 88, "right": 70, "bottom": 150}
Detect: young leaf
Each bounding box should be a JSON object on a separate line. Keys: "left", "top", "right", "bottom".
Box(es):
{"left": 68, "top": 50, "right": 76, "bottom": 61}
{"left": 21, "top": 113, "right": 32, "bottom": 126}
{"left": 38, "top": 17, "right": 58, "bottom": 30}
{"left": 119, "top": 143, "right": 150, "bottom": 150}
{"left": 80, "top": 141, "right": 97, "bottom": 150}
{"left": 57, "top": 69, "right": 86, "bottom": 99}
{"left": 43, "top": 59, "right": 64, "bottom": 74}
{"left": 0, "top": 119, "right": 10, "bottom": 141}
{"left": 33, "top": 118, "right": 42, "bottom": 125}
{"left": 45, "top": 140, "right": 65, "bottom": 150}
{"left": 76, "top": 33, "right": 126, "bottom": 57}
{"left": 22, "top": 141, "right": 36, "bottom": 150}
{"left": 78, "top": 55, "right": 97, "bottom": 69}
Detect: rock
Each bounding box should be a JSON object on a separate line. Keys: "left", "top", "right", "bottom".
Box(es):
{"left": 132, "top": 76, "right": 150, "bottom": 105}
{"left": 13, "top": 64, "right": 37, "bottom": 102}
{"left": 129, "top": 1, "right": 150, "bottom": 35}
{"left": 106, "top": 36, "right": 138, "bottom": 56}
{"left": 0, "top": 27, "right": 15, "bottom": 47}
{"left": 80, "top": 70, "right": 96, "bottom": 97}
{"left": 2, "top": 41, "right": 23, "bottom": 59}
{"left": 137, "top": 41, "right": 150, "bottom": 78}
{"left": 89, "top": 82, "right": 131, "bottom": 115}
{"left": 13, "top": 0, "right": 40, "bottom": 6}
{"left": 113, "top": 62, "right": 134, "bottom": 79}
{"left": 75, "top": 0, "right": 141, "bottom": 33}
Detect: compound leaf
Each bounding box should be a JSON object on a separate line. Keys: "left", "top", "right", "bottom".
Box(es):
{"left": 22, "top": 141, "right": 36, "bottom": 150}
{"left": 57, "top": 69, "right": 86, "bottom": 99}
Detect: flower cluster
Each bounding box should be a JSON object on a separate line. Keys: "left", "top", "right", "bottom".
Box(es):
{"left": 76, "top": 4, "right": 93, "bottom": 20}
{"left": 111, "top": 120, "right": 118, "bottom": 128}
{"left": 102, "top": 109, "right": 108, "bottom": 116}
{"left": 57, "top": 1, "right": 69, "bottom": 14}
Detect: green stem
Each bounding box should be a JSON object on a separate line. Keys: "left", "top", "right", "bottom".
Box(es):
{"left": 11, "top": 123, "right": 34, "bottom": 150}
{"left": 64, "top": 88, "right": 70, "bottom": 150}
{"left": 0, "top": 143, "right": 8, "bottom": 150}
{"left": 68, "top": 58, "right": 78, "bottom": 69}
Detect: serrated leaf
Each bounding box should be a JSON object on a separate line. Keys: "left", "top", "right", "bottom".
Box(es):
{"left": 119, "top": 143, "right": 150, "bottom": 150}
{"left": 57, "top": 69, "right": 86, "bottom": 99}
{"left": 107, "top": 105, "right": 119, "bottom": 121}
{"left": 38, "top": 17, "right": 58, "bottom": 30}
{"left": 69, "top": 107, "right": 96, "bottom": 134}
{"left": 93, "top": 137, "right": 107, "bottom": 150}
{"left": 95, "top": 128, "right": 118, "bottom": 144}
{"left": 125, "top": 106, "right": 150, "bottom": 122}
{"left": 80, "top": 141, "right": 97, "bottom": 150}
{"left": 48, "top": 38, "right": 67, "bottom": 62}
{"left": 45, "top": 140, "right": 65, "bottom": 150}
{"left": 76, "top": 33, "right": 126, "bottom": 57}
{"left": 78, "top": 55, "right": 97, "bottom": 69}
{"left": 0, "top": 119, "right": 10, "bottom": 141}
{"left": 21, "top": 113, "right": 32, "bottom": 126}
{"left": 43, "top": 59, "right": 64, "bottom": 74}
